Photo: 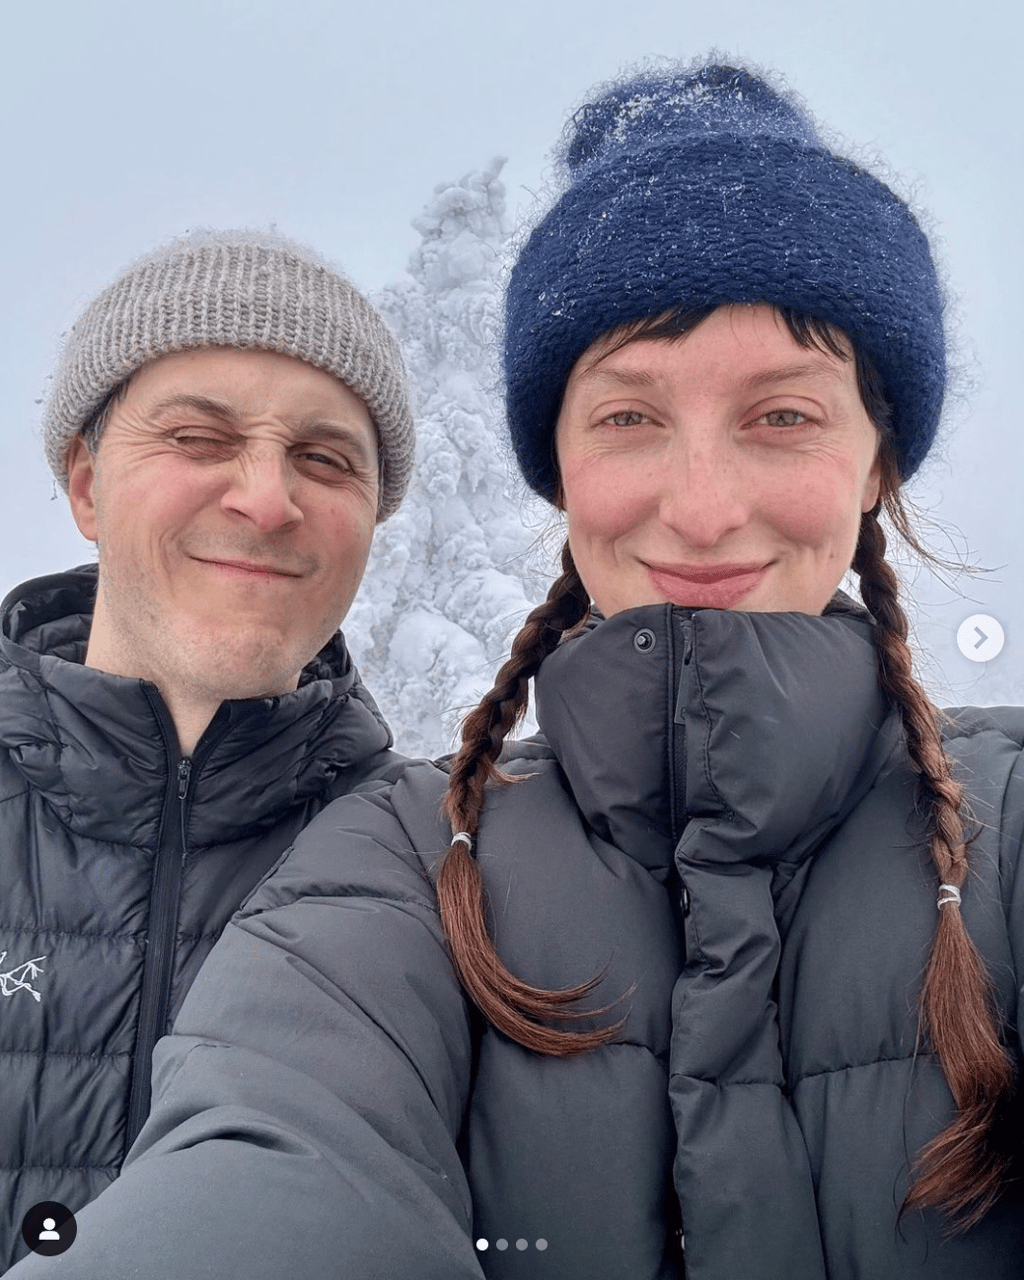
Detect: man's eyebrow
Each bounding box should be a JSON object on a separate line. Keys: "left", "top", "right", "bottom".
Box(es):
{"left": 148, "top": 393, "right": 240, "bottom": 421}
{"left": 147, "top": 399, "right": 375, "bottom": 458}
{"left": 295, "top": 418, "right": 376, "bottom": 460}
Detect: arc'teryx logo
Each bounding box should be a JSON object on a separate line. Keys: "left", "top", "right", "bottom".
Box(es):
{"left": 0, "top": 951, "right": 46, "bottom": 1002}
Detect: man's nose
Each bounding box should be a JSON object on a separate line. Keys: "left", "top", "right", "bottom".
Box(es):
{"left": 220, "top": 449, "right": 303, "bottom": 531}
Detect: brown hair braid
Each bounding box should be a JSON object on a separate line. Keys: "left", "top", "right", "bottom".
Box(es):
{"left": 437, "top": 541, "right": 625, "bottom": 1053}
{"left": 853, "top": 468, "right": 1014, "bottom": 1229}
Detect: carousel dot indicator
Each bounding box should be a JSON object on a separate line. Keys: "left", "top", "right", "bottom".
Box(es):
{"left": 475, "top": 1233, "right": 549, "bottom": 1250}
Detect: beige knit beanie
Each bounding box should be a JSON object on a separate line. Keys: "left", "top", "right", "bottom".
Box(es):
{"left": 43, "top": 228, "right": 414, "bottom": 521}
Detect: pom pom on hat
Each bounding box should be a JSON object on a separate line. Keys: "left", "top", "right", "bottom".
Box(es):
{"left": 562, "top": 63, "right": 820, "bottom": 173}
{"left": 504, "top": 60, "right": 947, "bottom": 501}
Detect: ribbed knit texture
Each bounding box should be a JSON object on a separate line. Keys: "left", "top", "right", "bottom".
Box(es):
{"left": 504, "top": 62, "right": 947, "bottom": 500}
{"left": 44, "top": 229, "right": 414, "bottom": 521}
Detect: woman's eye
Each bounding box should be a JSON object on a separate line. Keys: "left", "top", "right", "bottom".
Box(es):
{"left": 603, "top": 410, "right": 648, "bottom": 427}
{"left": 758, "top": 409, "right": 807, "bottom": 427}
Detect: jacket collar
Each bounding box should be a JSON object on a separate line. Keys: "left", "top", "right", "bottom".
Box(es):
{"left": 534, "top": 594, "right": 901, "bottom": 878}
{"left": 0, "top": 565, "right": 393, "bottom": 844}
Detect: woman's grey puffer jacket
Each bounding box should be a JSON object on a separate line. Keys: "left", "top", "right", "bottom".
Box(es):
{"left": 16, "top": 598, "right": 1024, "bottom": 1280}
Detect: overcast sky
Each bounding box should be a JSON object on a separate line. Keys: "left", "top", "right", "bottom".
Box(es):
{"left": 1, "top": 0, "right": 1019, "bottom": 702}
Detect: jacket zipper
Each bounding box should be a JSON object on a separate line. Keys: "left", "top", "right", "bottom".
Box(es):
{"left": 124, "top": 742, "right": 193, "bottom": 1151}
{"left": 672, "top": 615, "right": 693, "bottom": 919}
{"left": 670, "top": 614, "right": 692, "bottom": 845}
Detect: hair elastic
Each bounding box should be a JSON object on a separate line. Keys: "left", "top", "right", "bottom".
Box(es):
{"left": 937, "top": 883, "right": 961, "bottom": 908}
{"left": 451, "top": 831, "right": 473, "bottom": 850}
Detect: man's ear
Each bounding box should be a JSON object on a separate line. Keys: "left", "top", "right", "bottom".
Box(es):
{"left": 66, "top": 436, "right": 98, "bottom": 541}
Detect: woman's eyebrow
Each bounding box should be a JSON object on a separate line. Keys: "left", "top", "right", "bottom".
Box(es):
{"left": 740, "top": 361, "right": 846, "bottom": 391}
{"left": 574, "top": 364, "right": 659, "bottom": 388}
{"left": 575, "top": 360, "right": 846, "bottom": 392}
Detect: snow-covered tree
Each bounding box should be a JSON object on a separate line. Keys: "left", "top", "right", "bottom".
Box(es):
{"left": 345, "top": 160, "right": 550, "bottom": 755}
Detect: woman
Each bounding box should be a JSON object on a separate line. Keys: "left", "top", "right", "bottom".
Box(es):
{"left": 13, "top": 60, "right": 1022, "bottom": 1280}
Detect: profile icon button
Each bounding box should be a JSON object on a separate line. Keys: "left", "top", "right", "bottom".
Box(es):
{"left": 21, "top": 1201, "right": 77, "bottom": 1256}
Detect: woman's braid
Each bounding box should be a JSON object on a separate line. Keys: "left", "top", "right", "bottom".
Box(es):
{"left": 437, "top": 542, "right": 624, "bottom": 1053}
{"left": 854, "top": 506, "right": 1014, "bottom": 1226}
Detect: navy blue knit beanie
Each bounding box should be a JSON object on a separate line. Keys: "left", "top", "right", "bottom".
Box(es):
{"left": 504, "top": 61, "right": 947, "bottom": 501}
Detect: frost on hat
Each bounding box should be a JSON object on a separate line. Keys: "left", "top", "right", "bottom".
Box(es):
{"left": 504, "top": 61, "right": 947, "bottom": 501}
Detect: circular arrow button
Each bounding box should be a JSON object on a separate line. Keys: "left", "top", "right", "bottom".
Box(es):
{"left": 956, "top": 614, "right": 1004, "bottom": 663}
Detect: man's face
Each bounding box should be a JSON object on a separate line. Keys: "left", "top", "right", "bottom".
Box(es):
{"left": 67, "top": 346, "right": 380, "bottom": 707}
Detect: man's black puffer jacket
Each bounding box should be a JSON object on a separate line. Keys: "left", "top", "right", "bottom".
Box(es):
{"left": 11, "top": 598, "right": 1024, "bottom": 1279}
{"left": 0, "top": 565, "right": 403, "bottom": 1272}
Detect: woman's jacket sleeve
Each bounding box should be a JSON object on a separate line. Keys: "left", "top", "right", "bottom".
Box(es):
{"left": 9, "top": 770, "right": 484, "bottom": 1280}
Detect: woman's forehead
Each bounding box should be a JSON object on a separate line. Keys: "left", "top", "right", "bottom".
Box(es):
{"left": 567, "top": 305, "right": 856, "bottom": 390}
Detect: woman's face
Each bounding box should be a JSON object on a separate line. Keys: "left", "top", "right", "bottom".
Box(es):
{"left": 554, "top": 304, "right": 882, "bottom": 617}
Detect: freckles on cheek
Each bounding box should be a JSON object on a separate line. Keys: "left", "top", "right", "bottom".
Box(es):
{"left": 562, "top": 462, "right": 640, "bottom": 540}
{"left": 768, "top": 472, "right": 860, "bottom": 549}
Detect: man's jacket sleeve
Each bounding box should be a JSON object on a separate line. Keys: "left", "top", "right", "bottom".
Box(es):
{"left": 8, "top": 779, "right": 484, "bottom": 1279}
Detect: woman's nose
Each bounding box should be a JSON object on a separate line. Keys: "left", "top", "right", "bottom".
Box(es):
{"left": 654, "top": 440, "right": 750, "bottom": 548}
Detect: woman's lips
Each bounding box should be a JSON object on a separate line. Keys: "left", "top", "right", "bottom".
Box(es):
{"left": 643, "top": 562, "right": 768, "bottom": 608}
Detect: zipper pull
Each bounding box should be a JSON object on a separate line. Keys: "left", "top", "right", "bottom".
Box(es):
{"left": 673, "top": 617, "right": 694, "bottom": 725}
{"left": 177, "top": 758, "right": 192, "bottom": 801}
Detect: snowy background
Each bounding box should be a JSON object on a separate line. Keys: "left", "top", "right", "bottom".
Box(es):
{"left": 2, "top": 0, "right": 1021, "bottom": 752}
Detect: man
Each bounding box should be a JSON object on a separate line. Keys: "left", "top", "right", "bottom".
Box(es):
{"left": 0, "top": 229, "right": 414, "bottom": 1269}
